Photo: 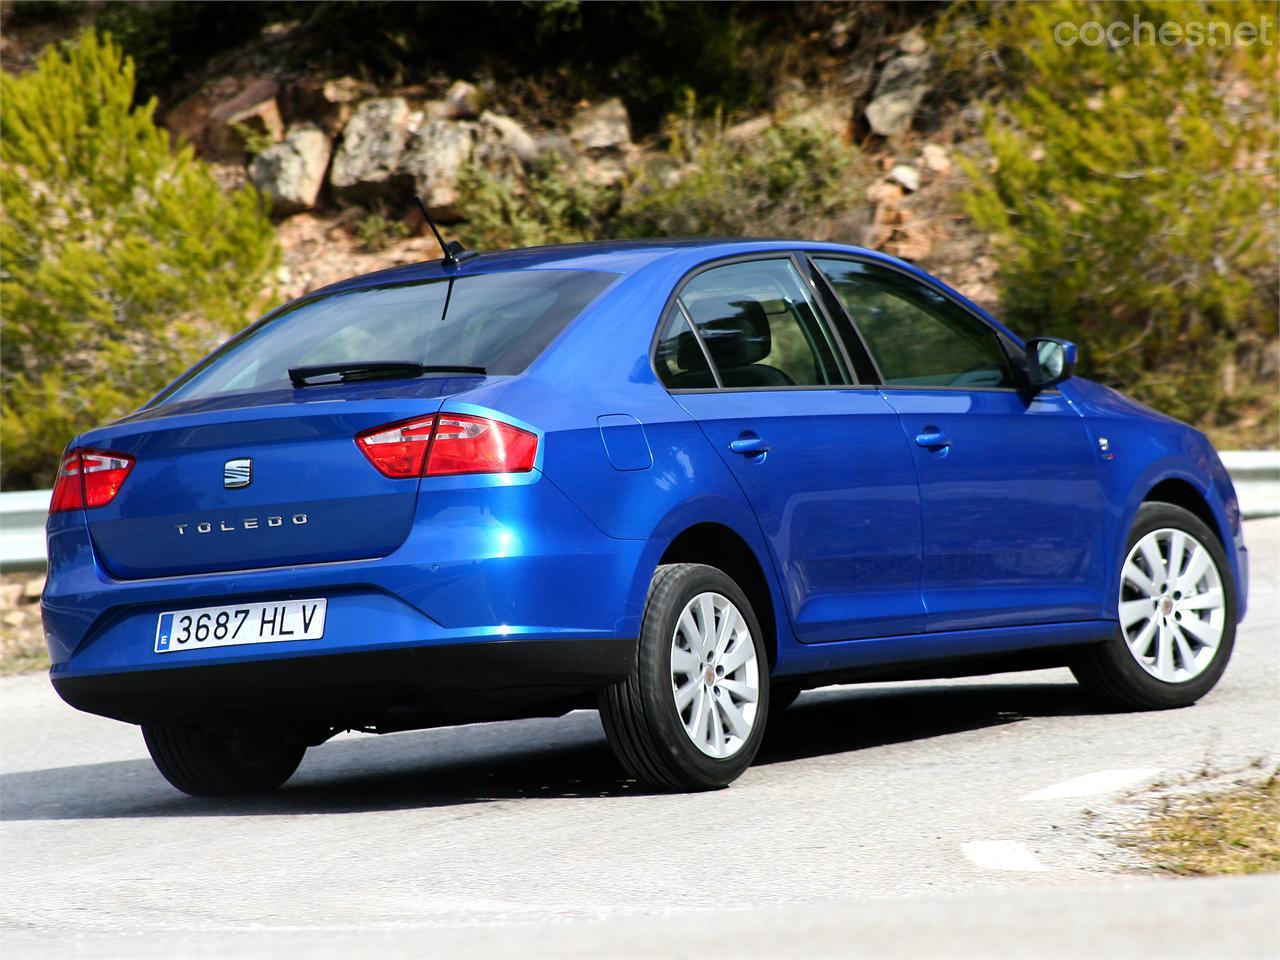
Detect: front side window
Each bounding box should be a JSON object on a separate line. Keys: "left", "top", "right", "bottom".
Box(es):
{"left": 656, "top": 258, "right": 848, "bottom": 389}
{"left": 155, "top": 269, "right": 618, "bottom": 405}
{"left": 814, "top": 258, "right": 1016, "bottom": 389}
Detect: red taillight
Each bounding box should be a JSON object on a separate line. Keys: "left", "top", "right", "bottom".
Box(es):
{"left": 426, "top": 415, "right": 539, "bottom": 476}
{"left": 354, "top": 416, "right": 438, "bottom": 478}
{"left": 356, "top": 414, "right": 538, "bottom": 478}
{"left": 49, "top": 449, "right": 135, "bottom": 514}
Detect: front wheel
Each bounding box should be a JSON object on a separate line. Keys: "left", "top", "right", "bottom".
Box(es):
{"left": 1071, "top": 502, "right": 1236, "bottom": 710}
{"left": 599, "top": 563, "right": 769, "bottom": 791}
{"left": 142, "top": 723, "right": 306, "bottom": 796}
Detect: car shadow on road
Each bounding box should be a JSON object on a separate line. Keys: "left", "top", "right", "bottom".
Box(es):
{"left": 757, "top": 680, "right": 1109, "bottom": 766}
{"left": 1, "top": 678, "right": 1112, "bottom": 821}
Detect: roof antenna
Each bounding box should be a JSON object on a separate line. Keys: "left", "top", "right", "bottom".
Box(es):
{"left": 414, "top": 194, "right": 473, "bottom": 268}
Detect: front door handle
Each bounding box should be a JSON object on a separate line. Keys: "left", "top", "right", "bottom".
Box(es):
{"left": 729, "top": 436, "right": 771, "bottom": 456}
{"left": 914, "top": 430, "right": 952, "bottom": 450}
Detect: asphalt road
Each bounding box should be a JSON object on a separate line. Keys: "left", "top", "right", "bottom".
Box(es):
{"left": 3, "top": 519, "right": 1277, "bottom": 959}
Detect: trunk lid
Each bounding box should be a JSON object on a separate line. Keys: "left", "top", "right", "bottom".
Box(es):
{"left": 78, "top": 378, "right": 479, "bottom": 579}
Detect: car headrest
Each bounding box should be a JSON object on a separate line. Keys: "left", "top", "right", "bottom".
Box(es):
{"left": 677, "top": 297, "right": 772, "bottom": 371}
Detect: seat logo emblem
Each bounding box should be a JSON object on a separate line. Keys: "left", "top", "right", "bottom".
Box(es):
{"left": 224, "top": 458, "right": 252, "bottom": 489}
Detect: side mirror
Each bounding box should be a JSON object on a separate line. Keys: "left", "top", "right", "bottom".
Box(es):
{"left": 1025, "top": 336, "right": 1077, "bottom": 390}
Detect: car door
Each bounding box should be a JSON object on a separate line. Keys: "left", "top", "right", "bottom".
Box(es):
{"left": 655, "top": 255, "right": 925, "bottom": 642}
{"left": 812, "top": 256, "right": 1107, "bottom": 632}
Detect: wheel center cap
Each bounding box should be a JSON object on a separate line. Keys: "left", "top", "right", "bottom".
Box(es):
{"left": 704, "top": 666, "right": 716, "bottom": 685}
{"left": 1160, "top": 597, "right": 1175, "bottom": 616}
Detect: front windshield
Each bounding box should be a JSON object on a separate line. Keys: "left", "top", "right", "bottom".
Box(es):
{"left": 154, "top": 269, "right": 618, "bottom": 405}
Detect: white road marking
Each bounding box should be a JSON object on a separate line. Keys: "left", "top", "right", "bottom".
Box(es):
{"left": 1021, "top": 768, "right": 1161, "bottom": 801}
{"left": 962, "top": 840, "right": 1048, "bottom": 872}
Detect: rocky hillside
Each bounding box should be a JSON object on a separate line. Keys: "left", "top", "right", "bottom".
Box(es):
{"left": 133, "top": 17, "right": 994, "bottom": 308}
{"left": 3, "top": 2, "right": 1273, "bottom": 455}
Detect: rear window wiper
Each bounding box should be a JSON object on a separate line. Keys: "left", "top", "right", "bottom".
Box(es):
{"left": 288, "top": 362, "right": 487, "bottom": 387}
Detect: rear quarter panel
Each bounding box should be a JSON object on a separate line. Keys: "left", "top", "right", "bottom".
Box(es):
{"left": 445, "top": 255, "right": 798, "bottom": 652}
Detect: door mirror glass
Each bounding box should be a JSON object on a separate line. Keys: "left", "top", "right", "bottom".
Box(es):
{"left": 1025, "top": 337, "right": 1077, "bottom": 389}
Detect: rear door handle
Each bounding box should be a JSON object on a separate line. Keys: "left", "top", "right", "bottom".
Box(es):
{"left": 729, "top": 437, "right": 771, "bottom": 456}
{"left": 914, "top": 431, "right": 952, "bottom": 450}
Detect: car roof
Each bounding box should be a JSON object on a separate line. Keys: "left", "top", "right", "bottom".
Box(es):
{"left": 308, "top": 238, "right": 886, "bottom": 296}
{"left": 291, "top": 237, "right": 1017, "bottom": 345}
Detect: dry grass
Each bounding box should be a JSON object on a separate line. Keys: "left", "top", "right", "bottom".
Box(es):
{"left": 1131, "top": 773, "right": 1280, "bottom": 876}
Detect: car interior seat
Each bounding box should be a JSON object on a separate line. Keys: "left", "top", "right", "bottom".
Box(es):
{"left": 671, "top": 296, "right": 794, "bottom": 388}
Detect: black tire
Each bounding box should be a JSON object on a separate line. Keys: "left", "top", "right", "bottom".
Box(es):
{"left": 1071, "top": 502, "right": 1237, "bottom": 710}
{"left": 599, "top": 563, "right": 770, "bottom": 791}
{"left": 142, "top": 723, "right": 306, "bottom": 797}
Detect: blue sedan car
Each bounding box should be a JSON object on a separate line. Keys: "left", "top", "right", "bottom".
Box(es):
{"left": 43, "top": 239, "right": 1248, "bottom": 795}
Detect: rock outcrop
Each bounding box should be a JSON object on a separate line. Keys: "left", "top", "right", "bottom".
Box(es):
{"left": 569, "top": 98, "right": 632, "bottom": 152}
{"left": 400, "top": 118, "right": 478, "bottom": 218}
{"left": 149, "top": 31, "right": 983, "bottom": 304}
{"left": 329, "top": 97, "right": 418, "bottom": 203}
{"left": 250, "top": 125, "right": 333, "bottom": 214}
{"left": 205, "top": 78, "right": 284, "bottom": 161}
{"left": 865, "top": 49, "right": 932, "bottom": 137}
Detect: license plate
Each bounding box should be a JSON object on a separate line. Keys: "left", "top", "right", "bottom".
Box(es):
{"left": 154, "top": 598, "right": 327, "bottom": 653}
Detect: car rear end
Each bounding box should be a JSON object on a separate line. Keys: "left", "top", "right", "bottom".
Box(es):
{"left": 43, "top": 262, "right": 642, "bottom": 738}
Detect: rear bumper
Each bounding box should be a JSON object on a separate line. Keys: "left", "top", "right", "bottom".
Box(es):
{"left": 42, "top": 468, "right": 655, "bottom": 676}
{"left": 51, "top": 637, "right": 637, "bottom": 728}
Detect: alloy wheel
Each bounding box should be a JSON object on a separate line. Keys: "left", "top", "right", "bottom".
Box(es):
{"left": 669, "top": 591, "right": 760, "bottom": 758}
{"left": 1119, "top": 528, "right": 1226, "bottom": 683}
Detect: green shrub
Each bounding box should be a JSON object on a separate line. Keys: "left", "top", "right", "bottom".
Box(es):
{"left": 0, "top": 30, "right": 278, "bottom": 488}
{"left": 455, "top": 97, "right": 860, "bottom": 251}
{"left": 616, "top": 98, "right": 860, "bottom": 239}
{"left": 230, "top": 119, "right": 275, "bottom": 158}
{"left": 454, "top": 157, "right": 614, "bottom": 251}
{"left": 354, "top": 212, "right": 411, "bottom": 252}
{"left": 949, "top": 1, "right": 1278, "bottom": 432}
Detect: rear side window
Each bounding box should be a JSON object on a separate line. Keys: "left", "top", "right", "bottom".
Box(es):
{"left": 155, "top": 269, "right": 617, "bottom": 405}
{"left": 654, "top": 303, "right": 717, "bottom": 389}
{"left": 656, "top": 258, "right": 848, "bottom": 390}
{"left": 814, "top": 258, "right": 1016, "bottom": 389}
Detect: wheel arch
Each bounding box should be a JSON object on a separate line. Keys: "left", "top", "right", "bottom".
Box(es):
{"left": 1142, "top": 476, "right": 1226, "bottom": 548}
{"left": 656, "top": 522, "right": 781, "bottom": 669}
{"left": 1119, "top": 463, "right": 1246, "bottom": 621}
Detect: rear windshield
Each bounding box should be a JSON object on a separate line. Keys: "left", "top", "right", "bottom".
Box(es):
{"left": 153, "top": 269, "right": 618, "bottom": 405}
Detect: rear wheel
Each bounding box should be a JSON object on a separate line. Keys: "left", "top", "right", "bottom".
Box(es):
{"left": 1071, "top": 502, "right": 1236, "bottom": 709}
{"left": 599, "top": 563, "right": 769, "bottom": 790}
{"left": 142, "top": 723, "right": 306, "bottom": 797}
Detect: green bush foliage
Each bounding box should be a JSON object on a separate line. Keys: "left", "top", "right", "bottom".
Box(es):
{"left": 0, "top": 30, "right": 278, "bottom": 488}
{"left": 354, "top": 212, "right": 411, "bottom": 252}
{"left": 949, "top": 1, "right": 1278, "bottom": 430}
{"left": 456, "top": 99, "right": 860, "bottom": 250}
{"left": 454, "top": 158, "right": 614, "bottom": 251}
{"left": 616, "top": 99, "right": 859, "bottom": 239}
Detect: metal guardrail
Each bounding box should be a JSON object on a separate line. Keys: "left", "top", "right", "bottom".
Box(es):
{"left": 1220, "top": 451, "right": 1280, "bottom": 523}
{"left": 1, "top": 452, "right": 1277, "bottom": 571}
{"left": 0, "top": 489, "right": 52, "bottom": 573}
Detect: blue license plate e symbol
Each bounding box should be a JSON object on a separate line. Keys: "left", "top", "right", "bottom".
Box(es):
{"left": 155, "top": 613, "right": 174, "bottom": 651}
